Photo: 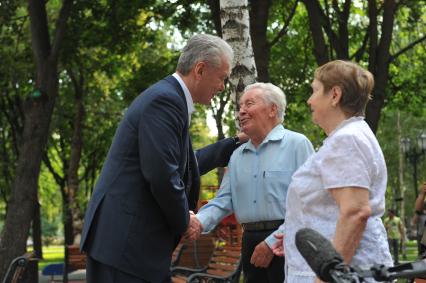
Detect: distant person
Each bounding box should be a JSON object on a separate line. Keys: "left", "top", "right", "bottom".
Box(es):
{"left": 80, "top": 34, "right": 247, "bottom": 283}
{"left": 413, "top": 181, "right": 426, "bottom": 257}
{"left": 272, "top": 60, "right": 392, "bottom": 283}
{"left": 384, "top": 209, "right": 404, "bottom": 264}
{"left": 186, "top": 82, "right": 314, "bottom": 283}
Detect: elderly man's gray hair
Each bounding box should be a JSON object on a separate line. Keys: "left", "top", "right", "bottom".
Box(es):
{"left": 244, "top": 82, "right": 287, "bottom": 123}
{"left": 177, "top": 34, "right": 234, "bottom": 75}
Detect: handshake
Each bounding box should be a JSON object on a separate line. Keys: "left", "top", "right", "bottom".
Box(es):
{"left": 183, "top": 211, "right": 203, "bottom": 241}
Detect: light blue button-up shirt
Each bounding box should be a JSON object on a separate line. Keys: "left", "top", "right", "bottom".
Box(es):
{"left": 196, "top": 124, "right": 314, "bottom": 247}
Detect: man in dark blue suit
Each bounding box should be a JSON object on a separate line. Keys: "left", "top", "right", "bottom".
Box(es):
{"left": 80, "top": 34, "right": 241, "bottom": 283}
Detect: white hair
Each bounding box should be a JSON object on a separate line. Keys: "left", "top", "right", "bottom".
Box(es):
{"left": 244, "top": 82, "right": 287, "bottom": 123}
{"left": 176, "top": 34, "right": 234, "bottom": 75}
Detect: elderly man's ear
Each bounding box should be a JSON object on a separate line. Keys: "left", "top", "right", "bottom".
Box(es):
{"left": 269, "top": 104, "right": 278, "bottom": 118}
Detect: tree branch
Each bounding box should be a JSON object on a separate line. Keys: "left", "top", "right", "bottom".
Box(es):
{"left": 269, "top": 0, "right": 299, "bottom": 47}
{"left": 50, "top": 0, "right": 74, "bottom": 62}
{"left": 350, "top": 28, "right": 370, "bottom": 62}
{"left": 389, "top": 35, "right": 426, "bottom": 63}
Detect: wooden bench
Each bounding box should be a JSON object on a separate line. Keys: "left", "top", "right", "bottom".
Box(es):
{"left": 42, "top": 245, "right": 86, "bottom": 283}
{"left": 172, "top": 242, "right": 242, "bottom": 283}
{"left": 65, "top": 245, "right": 86, "bottom": 270}
{"left": 171, "top": 233, "right": 217, "bottom": 270}
{"left": 172, "top": 228, "right": 242, "bottom": 283}
{"left": 2, "top": 252, "right": 37, "bottom": 283}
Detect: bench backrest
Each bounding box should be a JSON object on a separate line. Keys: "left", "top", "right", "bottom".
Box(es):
{"left": 65, "top": 245, "right": 86, "bottom": 271}
{"left": 204, "top": 243, "right": 242, "bottom": 280}
{"left": 172, "top": 234, "right": 216, "bottom": 269}
{"left": 2, "top": 252, "right": 35, "bottom": 283}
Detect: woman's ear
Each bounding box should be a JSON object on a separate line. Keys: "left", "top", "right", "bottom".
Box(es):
{"left": 331, "top": 86, "right": 342, "bottom": 107}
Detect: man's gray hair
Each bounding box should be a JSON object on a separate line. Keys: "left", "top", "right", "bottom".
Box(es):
{"left": 177, "top": 34, "right": 234, "bottom": 75}
{"left": 244, "top": 82, "right": 287, "bottom": 123}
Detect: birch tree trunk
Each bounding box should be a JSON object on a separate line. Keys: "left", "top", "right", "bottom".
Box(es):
{"left": 220, "top": 0, "right": 257, "bottom": 122}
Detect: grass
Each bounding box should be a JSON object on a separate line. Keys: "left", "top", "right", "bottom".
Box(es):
{"left": 399, "top": 240, "right": 419, "bottom": 262}
{"left": 28, "top": 245, "right": 65, "bottom": 270}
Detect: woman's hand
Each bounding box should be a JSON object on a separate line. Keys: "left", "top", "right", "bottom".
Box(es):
{"left": 271, "top": 233, "right": 285, "bottom": 257}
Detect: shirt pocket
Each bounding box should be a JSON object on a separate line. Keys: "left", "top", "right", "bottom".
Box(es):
{"left": 264, "top": 170, "right": 292, "bottom": 203}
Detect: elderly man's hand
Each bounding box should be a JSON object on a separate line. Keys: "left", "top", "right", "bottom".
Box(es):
{"left": 183, "top": 211, "right": 202, "bottom": 241}
{"left": 250, "top": 241, "right": 274, "bottom": 268}
{"left": 236, "top": 132, "right": 249, "bottom": 143}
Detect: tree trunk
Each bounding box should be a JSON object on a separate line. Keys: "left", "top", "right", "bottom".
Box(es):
{"left": 211, "top": 91, "right": 229, "bottom": 183}
{"left": 32, "top": 199, "right": 43, "bottom": 259}
{"left": 0, "top": 0, "right": 73, "bottom": 276}
{"left": 66, "top": 67, "right": 85, "bottom": 244}
{"left": 302, "top": 0, "right": 329, "bottom": 65}
{"left": 249, "top": 0, "right": 271, "bottom": 82}
{"left": 220, "top": 0, "right": 257, "bottom": 122}
{"left": 365, "top": 0, "right": 396, "bottom": 133}
{"left": 302, "top": 0, "right": 401, "bottom": 134}
{"left": 207, "top": 0, "right": 222, "bottom": 37}
{"left": 396, "top": 111, "right": 407, "bottom": 258}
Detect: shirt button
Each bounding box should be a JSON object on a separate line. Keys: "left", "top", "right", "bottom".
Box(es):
{"left": 253, "top": 200, "right": 256, "bottom": 203}
{"left": 254, "top": 174, "right": 257, "bottom": 178}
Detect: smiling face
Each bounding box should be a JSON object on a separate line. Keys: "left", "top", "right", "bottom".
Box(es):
{"left": 238, "top": 88, "right": 278, "bottom": 145}
{"left": 192, "top": 57, "right": 230, "bottom": 105}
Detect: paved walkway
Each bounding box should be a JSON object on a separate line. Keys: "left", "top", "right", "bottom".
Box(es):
{"left": 39, "top": 270, "right": 86, "bottom": 283}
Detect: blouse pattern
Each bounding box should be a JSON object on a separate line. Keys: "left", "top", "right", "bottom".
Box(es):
{"left": 284, "top": 116, "right": 393, "bottom": 283}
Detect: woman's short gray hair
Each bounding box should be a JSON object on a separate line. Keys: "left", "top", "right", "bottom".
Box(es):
{"left": 244, "top": 82, "right": 287, "bottom": 123}
{"left": 177, "top": 34, "right": 234, "bottom": 75}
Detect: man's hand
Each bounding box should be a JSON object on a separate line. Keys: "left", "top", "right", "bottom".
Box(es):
{"left": 271, "top": 233, "right": 285, "bottom": 257}
{"left": 183, "top": 211, "right": 202, "bottom": 241}
{"left": 237, "top": 132, "right": 249, "bottom": 143}
{"left": 250, "top": 241, "right": 274, "bottom": 268}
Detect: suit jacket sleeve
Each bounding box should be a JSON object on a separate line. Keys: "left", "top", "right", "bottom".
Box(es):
{"left": 138, "top": 92, "right": 189, "bottom": 235}
{"left": 195, "top": 138, "right": 239, "bottom": 176}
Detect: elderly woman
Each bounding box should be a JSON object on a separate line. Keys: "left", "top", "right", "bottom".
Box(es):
{"left": 275, "top": 60, "right": 392, "bottom": 283}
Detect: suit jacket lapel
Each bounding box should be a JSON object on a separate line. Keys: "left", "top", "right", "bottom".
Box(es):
{"left": 164, "top": 76, "right": 189, "bottom": 175}
{"left": 163, "top": 76, "right": 200, "bottom": 210}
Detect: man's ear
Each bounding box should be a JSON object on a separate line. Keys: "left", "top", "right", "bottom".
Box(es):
{"left": 331, "top": 86, "right": 342, "bottom": 107}
{"left": 269, "top": 104, "right": 278, "bottom": 118}
{"left": 193, "top": 61, "right": 206, "bottom": 80}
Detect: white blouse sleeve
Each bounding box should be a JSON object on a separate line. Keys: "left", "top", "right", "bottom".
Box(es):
{"left": 318, "top": 133, "right": 372, "bottom": 191}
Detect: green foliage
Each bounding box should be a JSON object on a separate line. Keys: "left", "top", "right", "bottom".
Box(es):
{"left": 1, "top": 0, "right": 426, "bottom": 247}
{"left": 190, "top": 104, "right": 219, "bottom": 187}
{"left": 378, "top": 110, "right": 426, "bottom": 217}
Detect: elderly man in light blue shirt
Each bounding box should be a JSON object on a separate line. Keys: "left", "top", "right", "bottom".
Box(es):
{"left": 189, "top": 82, "right": 314, "bottom": 283}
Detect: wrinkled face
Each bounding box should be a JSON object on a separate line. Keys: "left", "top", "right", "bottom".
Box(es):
{"left": 194, "top": 58, "right": 230, "bottom": 105}
{"left": 238, "top": 88, "right": 276, "bottom": 138}
{"left": 307, "top": 79, "right": 334, "bottom": 128}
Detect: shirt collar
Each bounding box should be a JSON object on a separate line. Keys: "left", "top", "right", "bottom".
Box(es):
{"left": 172, "top": 73, "right": 195, "bottom": 124}
{"left": 327, "top": 116, "right": 364, "bottom": 137}
{"left": 241, "top": 124, "right": 285, "bottom": 152}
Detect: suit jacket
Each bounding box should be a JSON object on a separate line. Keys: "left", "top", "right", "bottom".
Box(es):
{"left": 80, "top": 76, "right": 238, "bottom": 282}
